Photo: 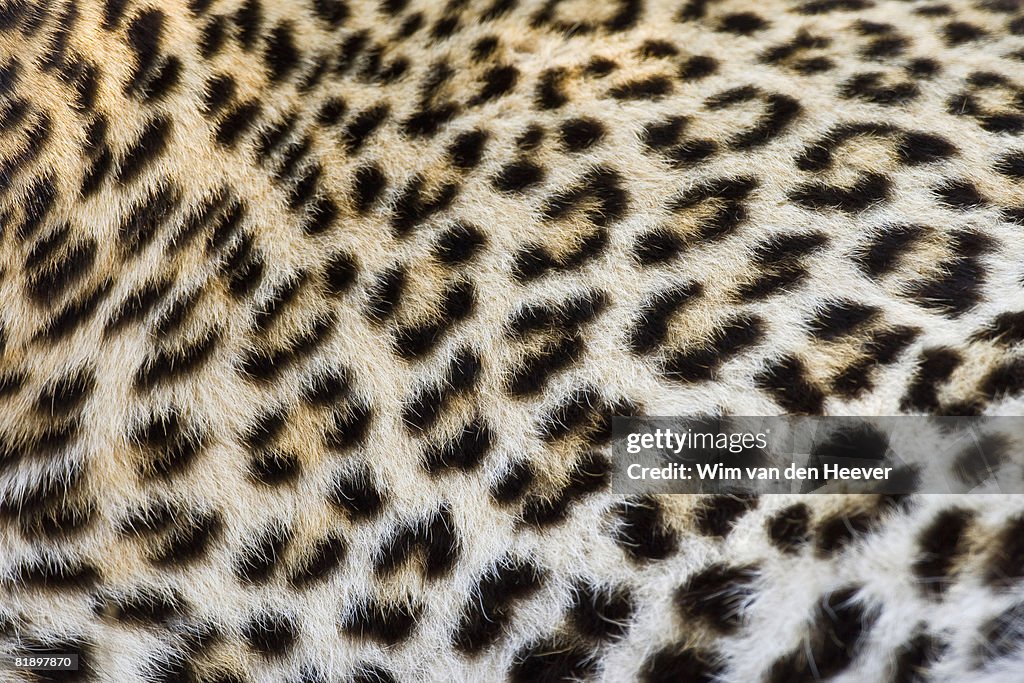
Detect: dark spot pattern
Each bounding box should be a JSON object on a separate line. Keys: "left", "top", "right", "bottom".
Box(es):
{"left": 2, "top": 2, "right": 1023, "bottom": 682}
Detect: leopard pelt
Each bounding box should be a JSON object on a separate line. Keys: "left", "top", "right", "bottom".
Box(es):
{"left": 2, "top": 0, "right": 1024, "bottom": 681}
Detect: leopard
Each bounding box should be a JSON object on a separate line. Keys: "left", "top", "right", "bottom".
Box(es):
{"left": 2, "top": 0, "right": 1024, "bottom": 680}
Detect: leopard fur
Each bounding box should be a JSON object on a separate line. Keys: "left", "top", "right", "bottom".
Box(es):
{"left": 2, "top": 0, "right": 1024, "bottom": 680}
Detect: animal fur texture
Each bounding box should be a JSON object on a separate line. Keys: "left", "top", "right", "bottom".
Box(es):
{"left": 2, "top": 0, "right": 1024, "bottom": 680}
